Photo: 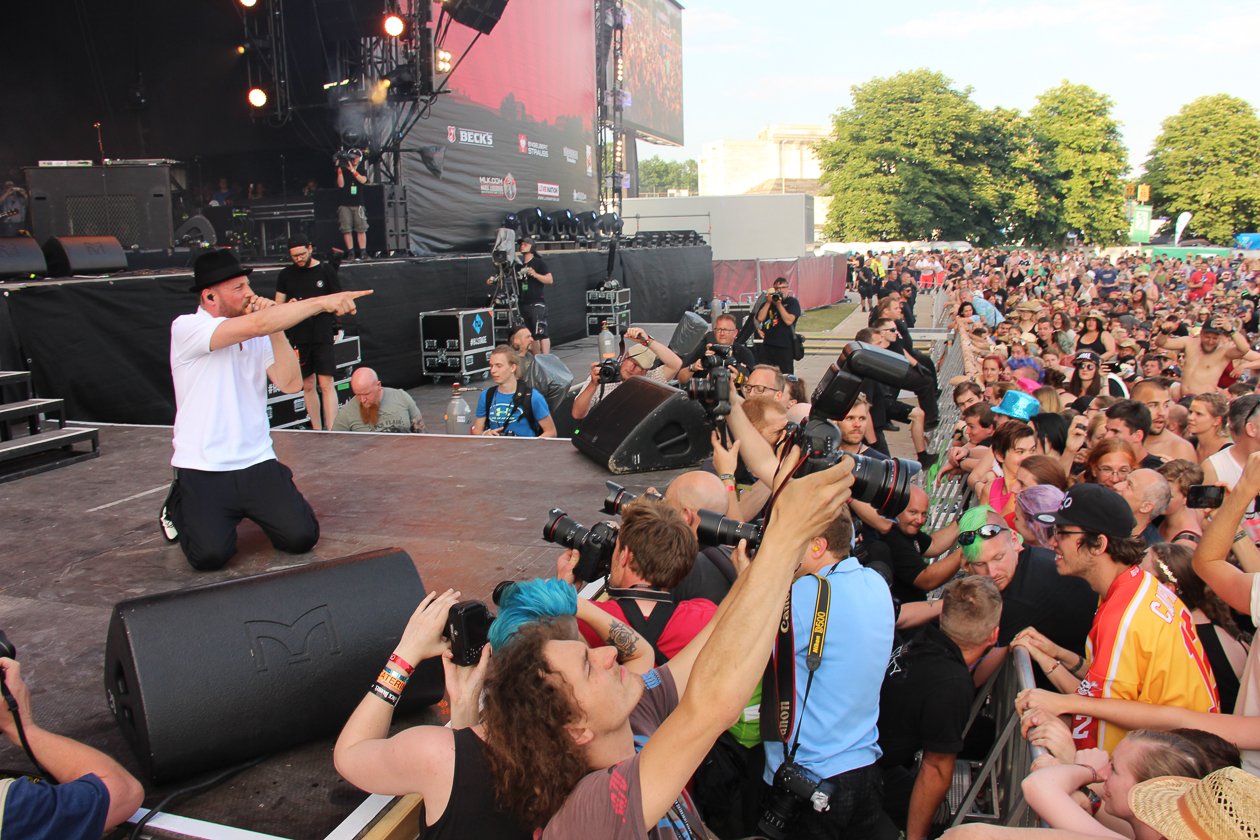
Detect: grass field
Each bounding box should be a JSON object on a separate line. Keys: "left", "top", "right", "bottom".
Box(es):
{"left": 797, "top": 302, "right": 858, "bottom": 333}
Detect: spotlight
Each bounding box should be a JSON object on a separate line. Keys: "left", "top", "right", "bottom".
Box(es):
{"left": 547, "top": 209, "right": 576, "bottom": 239}
{"left": 597, "top": 212, "right": 623, "bottom": 235}
{"left": 436, "top": 49, "right": 452, "bottom": 74}
{"left": 248, "top": 87, "right": 268, "bottom": 108}
{"left": 235, "top": 44, "right": 248, "bottom": 56}
{"left": 518, "top": 207, "right": 546, "bottom": 237}
{"left": 239, "top": 0, "right": 258, "bottom": 7}
{"left": 384, "top": 13, "right": 405, "bottom": 37}
{"left": 379, "top": 65, "right": 416, "bottom": 100}
{"left": 574, "top": 210, "right": 599, "bottom": 237}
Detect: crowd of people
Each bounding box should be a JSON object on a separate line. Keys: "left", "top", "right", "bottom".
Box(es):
{"left": 333, "top": 247, "right": 1260, "bottom": 839}
{"left": 13, "top": 245, "right": 1260, "bottom": 838}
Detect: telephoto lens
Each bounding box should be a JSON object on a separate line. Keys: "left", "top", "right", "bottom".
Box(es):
{"left": 695, "top": 509, "right": 763, "bottom": 551}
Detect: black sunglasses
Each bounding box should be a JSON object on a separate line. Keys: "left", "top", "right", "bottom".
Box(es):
{"left": 958, "top": 524, "right": 1006, "bottom": 546}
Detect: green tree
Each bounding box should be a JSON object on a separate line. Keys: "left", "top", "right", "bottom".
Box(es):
{"left": 1145, "top": 94, "right": 1260, "bottom": 244}
{"left": 637, "top": 156, "right": 698, "bottom": 194}
{"left": 1028, "top": 82, "right": 1128, "bottom": 245}
{"left": 816, "top": 69, "right": 1002, "bottom": 243}
{"left": 984, "top": 108, "right": 1065, "bottom": 246}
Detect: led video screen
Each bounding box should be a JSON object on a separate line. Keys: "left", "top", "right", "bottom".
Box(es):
{"left": 620, "top": 0, "right": 684, "bottom": 147}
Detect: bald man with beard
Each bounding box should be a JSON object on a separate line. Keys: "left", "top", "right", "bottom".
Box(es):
{"left": 664, "top": 470, "right": 745, "bottom": 604}
{"left": 332, "top": 367, "right": 425, "bottom": 433}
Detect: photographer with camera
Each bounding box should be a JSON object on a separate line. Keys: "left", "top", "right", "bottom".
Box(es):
{"left": 0, "top": 648, "right": 144, "bottom": 837}
{"left": 480, "top": 456, "right": 857, "bottom": 838}
{"left": 557, "top": 497, "right": 715, "bottom": 664}
{"left": 754, "top": 277, "right": 802, "bottom": 375}
{"left": 334, "top": 148, "right": 370, "bottom": 260}
{"left": 758, "top": 503, "right": 896, "bottom": 840}
{"left": 472, "top": 346, "right": 556, "bottom": 438}
{"left": 334, "top": 581, "right": 655, "bottom": 840}
{"left": 515, "top": 238, "right": 555, "bottom": 353}
{"left": 676, "top": 313, "right": 755, "bottom": 386}
{"left": 570, "top": 326, "right": 682, "bottom": 421}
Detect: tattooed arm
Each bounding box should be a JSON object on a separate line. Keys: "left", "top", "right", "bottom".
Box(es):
{"left": 575, "top": 598, "right": 655, "bottom": 674}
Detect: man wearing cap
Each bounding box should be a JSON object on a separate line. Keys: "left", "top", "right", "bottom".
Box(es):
{"left": 334, "top": 148, "right": 370, "bottom": 259}
{"left": 1013, "top": 483, "right": 1218, "bottom": 752}
{"left": 570, "top": 326, "right": 682, "bottom": 420}
{"left": 1154, "top": 312, "right": 1248, "bottom": 396}
{"left": 275, "top": 236, "right": 343, "bottom": 430}
{"left": 167, "top": 249, "right": 371, "bottom": 570}
{"left": 515, "top": 237, "right": 554, "bottom": 353}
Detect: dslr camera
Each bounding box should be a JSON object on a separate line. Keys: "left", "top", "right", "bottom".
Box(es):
{"left": 443, "top": 580, "right": 515, "bottom": 666}
{"left": 597, "top": 358, "right": 621, "bottom": 385}
{"left": 334, "top": 148, "right": 361, "bottom": 169}
{"left": 695, "top": 508, "right": 763, "bottom": 552}
{"left": 758, "top": 760, "right": 834, "bottom": 839}
{"left": 684, "top": 344, "right": 741, "bottom": 421}
{"left": 603, "top": 481, "right": 663, "bottom": 516}
{"left": 543, "top": 509, "right": 620, "bottom": 582}
{"left": 785, "top": 341, "right": 921, "bottom": 516}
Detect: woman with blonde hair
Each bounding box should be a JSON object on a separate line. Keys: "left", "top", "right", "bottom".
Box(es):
{"left": 1186, "top": 392, "right": 1230, "bottom": 462}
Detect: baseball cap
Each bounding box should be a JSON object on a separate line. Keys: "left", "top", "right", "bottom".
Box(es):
{"left": 1034, "top": 484, "right": 1136, "bottom": 539}
{"left": 626, "top": 343, "right": 657, "bottom": 369}
{"left": 1074, "top": 351, "right": 1103, "bottom": 366}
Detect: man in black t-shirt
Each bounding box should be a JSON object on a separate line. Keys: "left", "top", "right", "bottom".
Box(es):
{"left": 676, "top": 313, "right": 756, "bottom": 385}
{"left": 877, "top": 576, "right": 1001, "bottom": 839}
{"left": 334, "top": 149, "right": 369, "bottom": 259}
{"left": 516, "top": 237, "right": 554, "bottom": 352}
{"left": 961, "top": 507, "right": 1096, "bottom": 688}
{"left": 877, "top": 486, "right": 963, "bottom": 604}
{"left": 275, "top": 236, "right": 343, "bottom": 430}
{"left": 753, "top": 276, "right": 801, "bottom": 374}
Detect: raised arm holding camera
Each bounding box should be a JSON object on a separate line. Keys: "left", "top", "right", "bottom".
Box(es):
{"left": 570, "top": 326, "right": 682, "bottom": 420}
{"left": 334, "top": 581, "right": 654, "bottom": 840}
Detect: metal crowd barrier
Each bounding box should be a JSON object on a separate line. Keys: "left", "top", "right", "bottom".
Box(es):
{"left": 945, "top": 647, "right": 1047, "bottom": 827}
{"left": 918, "top": 285, "right": 1044, "bottom": 829}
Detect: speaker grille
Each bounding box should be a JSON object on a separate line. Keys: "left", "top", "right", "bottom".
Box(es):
{"left": 66, "top": 195, "right": 141, "bottom": 243}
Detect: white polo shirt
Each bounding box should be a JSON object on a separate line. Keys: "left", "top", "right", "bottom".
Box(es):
{"left": 171, "top": 307, "right": 277, "bottom": 471}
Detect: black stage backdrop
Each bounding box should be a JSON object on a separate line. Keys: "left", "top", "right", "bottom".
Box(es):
{"left": 2, "top": 246, "right": 712, "bottom": 424}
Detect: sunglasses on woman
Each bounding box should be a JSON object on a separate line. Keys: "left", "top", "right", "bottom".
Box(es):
{"left": 958, "top": 524, "right": 1006, "bottom": 546}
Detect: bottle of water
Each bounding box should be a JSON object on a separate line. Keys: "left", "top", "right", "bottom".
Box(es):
{"left": 599, "top": 321, "right": 617, "bottom": 359}
{"left": 444, "top": 382, "right": 473, "bottom": 435}
{"left": 710, "top": 296, "right": 723, "bottom": 326}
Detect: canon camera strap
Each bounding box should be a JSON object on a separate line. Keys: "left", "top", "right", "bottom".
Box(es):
{"left": 759, "top": 574, "right": 831, "bottom": 760}
{"left": 606, "top": 586, "right": 675, "bottom": 667}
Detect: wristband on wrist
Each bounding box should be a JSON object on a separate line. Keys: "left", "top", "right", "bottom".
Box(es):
{"left": 1075, "top": 763, "right": 1101, "bottom": 785}
{"left": 377, "top": 669, "right": 408, "bottom": 694}
{"left": 1235, "top": 530, "right": 1248, "bottom": 543}
{"left": 370, "top": 682, "right": 400, "bottom": 706}
{"left": 388, "top": 653, "right": 416, "bottom": 675}
{"left": 1047, "top": 660, "right": 1062, "bottom": 676}
{"left": 718, "top": 473, "right": 735, "bottom": 482}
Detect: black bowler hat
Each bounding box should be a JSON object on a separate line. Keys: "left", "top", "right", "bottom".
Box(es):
{"left": 1034, "top": 483, "right": 1135, "bottom": 540}
{"left": 190, "top": 249, "right": 252, "bottom": 292}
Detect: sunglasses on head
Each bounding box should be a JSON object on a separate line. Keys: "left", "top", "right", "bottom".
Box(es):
{"left": 958, "top": 524, "right": 1006, "bottom": 546}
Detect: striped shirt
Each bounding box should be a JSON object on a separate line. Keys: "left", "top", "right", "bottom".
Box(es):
{"left": 1072, "top": 566, "right": 1219, "bottom": 752}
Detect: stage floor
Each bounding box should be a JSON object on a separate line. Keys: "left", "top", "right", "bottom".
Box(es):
{"left": 0, "top": 423, "right": 687, "bottom": 837}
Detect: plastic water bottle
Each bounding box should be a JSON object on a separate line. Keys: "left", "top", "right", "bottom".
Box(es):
{"left": 599, "top": 321, "right": 617, "bottom": 359}
{"left": 444, "top": 383, "right": 472, "bottom": 435}
{"left": 709, "top": 296, "right": 723, "bottom": 326}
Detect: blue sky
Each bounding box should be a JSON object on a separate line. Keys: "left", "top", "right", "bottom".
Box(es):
{"left": 640, "top": 0, "right": 1260, "bottom": 173}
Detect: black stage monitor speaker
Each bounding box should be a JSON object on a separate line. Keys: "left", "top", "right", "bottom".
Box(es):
{"left": 0, "top": 237, "right": 48, "bottom": 279}
{"left": 42, "top": 235, "right": 126, "bottom": 276}
{"left": 103, "top": 548, "right": 444, "bottom": 782}
{"left": 571, "top": 377, "right": 711, "bottom": 474}
{"left": 173, "top": 214, "right": 218, "bottom": 246}
{"left": 448, "top": 0, "right": 510, "bottom": 34}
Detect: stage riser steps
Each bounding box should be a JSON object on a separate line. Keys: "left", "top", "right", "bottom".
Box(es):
{"left": 0, "top": 398, "right": 65, "bottom": 439}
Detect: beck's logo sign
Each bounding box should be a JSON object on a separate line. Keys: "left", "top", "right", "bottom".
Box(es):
{"left": 448, "top": 125, "right": 494, "bottom": 147}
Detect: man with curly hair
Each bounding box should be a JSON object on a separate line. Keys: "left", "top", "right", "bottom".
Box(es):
{"left": 481, "top": 461, "right": 858, "bottom": 837}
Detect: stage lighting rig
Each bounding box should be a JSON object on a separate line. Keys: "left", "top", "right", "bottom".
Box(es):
{"left": 248, "top": 87, "right": 268, "bottom": 108}
{"left": 239, "top": 0, "right": 258, "bottom": 7}
{"left": 384, "top": 13, "right": 406, "bottom": 37}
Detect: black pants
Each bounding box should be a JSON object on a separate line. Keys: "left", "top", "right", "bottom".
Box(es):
{"left": 169, "top": 460, "right": 319, "bottom": 571}
{"left": 757, "top": 342, "right": 796, "bottom": 376}
{"left": 767, "top": 762, "right": 899, "bottom": 840}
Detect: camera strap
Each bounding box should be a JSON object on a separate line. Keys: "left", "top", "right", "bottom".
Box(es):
{"left": 760, "top": 574, "right": 831, "bottom": 760}
{"left": 606, "top": 588, "right": 676, "bottom": 667}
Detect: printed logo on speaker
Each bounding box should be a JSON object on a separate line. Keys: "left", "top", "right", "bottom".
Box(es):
{"left": 448, "top": 125, "right": 494, "bottom": 147}
{"left": 537, "top": 182, "right": 560, "bottom": 202}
